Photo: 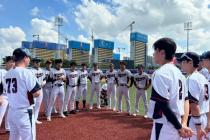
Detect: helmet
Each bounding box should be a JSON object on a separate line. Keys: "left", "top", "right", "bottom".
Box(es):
{"left": 13, "top": 48, "right": 31, "bottom": 62}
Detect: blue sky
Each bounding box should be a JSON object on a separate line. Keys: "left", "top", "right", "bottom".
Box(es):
{"left": 0, "top": 0, "right": 210, "bottom": 58}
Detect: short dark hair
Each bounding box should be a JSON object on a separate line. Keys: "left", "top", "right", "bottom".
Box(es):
{"left": 70, "top": 61, "right": 77, "bottom": 66}
{"left": 136, "top": 64, "right": 144, "bottom": 69}
{"left": 153, "top": 38, "right": 177, "bottom": 60}
{"left": 4, "top": 56, "right": 13, "bottom": 63}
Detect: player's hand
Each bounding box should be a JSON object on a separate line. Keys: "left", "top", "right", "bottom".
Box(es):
{"left": 0, "top": 96, "right": 3, "bottom": 106}
{"left": 205, "top": 124, "right": 210, "bottom": 133}
{"left": 178, "top": 126, "right": 194, "bottom": 138}
{"left": 196, "top": 126, "right": 207, "bottom": 140}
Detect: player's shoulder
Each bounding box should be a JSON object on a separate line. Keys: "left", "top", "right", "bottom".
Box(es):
{"left": 190, "top": 71, "right": 206, "bottom": 82}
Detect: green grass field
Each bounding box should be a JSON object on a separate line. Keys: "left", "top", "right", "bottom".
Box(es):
{"left": 86, "top": 82, "right": 151, "bottom": 116}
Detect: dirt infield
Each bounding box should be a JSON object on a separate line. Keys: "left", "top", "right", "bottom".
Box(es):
{"left": 0, "top": 108, "right": 152, "bottom": 140}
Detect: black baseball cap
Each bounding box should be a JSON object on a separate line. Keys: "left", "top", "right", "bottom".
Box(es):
{"left": 119, "top": 61, "right": 126, "bottom": 65}
{"left": 13, "top": 48, "right": 31, "bottom": 62}
{"left": 32, "top": 57, "right": 41, "bottom": 63}
{"left": 54, "top": 59, "right": 63, "bottom": 64}
{"left": 178, "top": 52, "right": 200, "bottom": 67}
{"left": 202, "top": 51, "right": 210, "bottom": 60}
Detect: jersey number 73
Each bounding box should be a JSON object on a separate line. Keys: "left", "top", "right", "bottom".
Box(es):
{"left": 6, "top": 78, "right": 17, "bottom": 94}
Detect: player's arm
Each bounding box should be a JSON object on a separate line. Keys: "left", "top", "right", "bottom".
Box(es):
{"left": 77, "top": 76, "right": 80, "bottom": 86}
{"left": 100, "top": 70, "right": 104, "bottom": 81}
{"left": 188, "top": 79, "right": 207, "bottom": 139}
{"left": 88, "top": 72, "right": 92, "bottom": 83}
{"left": 144, "top": 77, "right": 151, "bottom": 90}
{"left": 127, "top": 71, "right": 132, "bottom": 87}
{"left": 130, "top": 76, "right": 134, "bottom": 87}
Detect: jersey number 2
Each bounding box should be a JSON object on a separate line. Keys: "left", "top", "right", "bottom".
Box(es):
{"left": 6, "top": 78, "right": 17, "bottom": 94}
{"left": 204, "top": 84, "right": 209, "bottom": 100}
{"left": 178, "top": 80, "right": 183, "bottom": 100}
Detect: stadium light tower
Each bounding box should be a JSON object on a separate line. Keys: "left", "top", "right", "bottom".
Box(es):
{"left": 55, "top": 16, "right": 63, "bottom": 59}
{"left": 184, "top": 22, "right": 192, "bottom": 52}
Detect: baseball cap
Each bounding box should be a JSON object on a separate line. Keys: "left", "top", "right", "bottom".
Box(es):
{"left": 32, "top": 57, "right": 41, "bottom": 63}
{"left": 13, "top": 48, "right": 31, "bottom": 62}
{"left": 54, "top": 59, "right": 63, "bottom": 64}
{"left": 178, "top": 52, "right": 200, "bottom": 66}
{"left": 202, "top": 51, "right": 210, "bottom": 60}
{"left": 119, "top": 61, "right": 126, "bottom": 65}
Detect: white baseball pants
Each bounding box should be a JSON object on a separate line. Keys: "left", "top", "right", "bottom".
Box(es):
{"left": 117, "top": 86, "right": 131, "bottom": 113}
{"left": 107, "top": 84, "right": 116, "bottom": 110}
{"left": 135, "top": 89, "right": 148, "bottom": 114}
{"left": 89, "top": 83, "right": 101, "bottom": 108}
{"left": 64, "top": 86, "right": 77, "bottom": 111}
{"left": 34, "top": 88, "right": 43, "bottom": 122}
{"left": 76, "top": 84, "right": 87, "bottom": 101}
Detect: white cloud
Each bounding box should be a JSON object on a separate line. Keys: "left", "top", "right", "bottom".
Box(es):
{"left": 30, "top": 6, "right": 40, "bottom": 16}
{"left": 31, "top": 18, "right": 58, "bottom": 43}
{"left": 75, "top": 0, "right": 210, "bottom": 56}
{"left": 62, "top": 0, "right": 70, "bottom": 4}
{"left": 0, "top": 26, "right": 26, "bottom": 58}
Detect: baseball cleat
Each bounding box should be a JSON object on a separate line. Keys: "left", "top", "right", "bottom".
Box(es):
{"left": 70, "top": 110, "right": 77, "bottom": 114}
{"left": 113, "top": 108, "right": 116, "bottom": 111}
{"left": 63, "top": 111, "right": 69, "bottom": 116}
{"left": 117, "top": 111, "right": 122, "bottom": 113}
{"left": 59, "top": 114, "right": 66, "bottom": 118}
{"left": 97, "top": 106, "right": 101, "bottom": 109}
{"left": 47, "top": 117, "right": 51, "bottom": 122}
{"left": 36, "top": 120, "right": 42, "bottom": 124}
{"left": 144, "top": 115, "right": 148, "bottom": 118}
{"left": 133, "top": 113, "right": 137, "bottom": 117}
{"left": 89, "top": 106, "right": 93, "bottom": 110}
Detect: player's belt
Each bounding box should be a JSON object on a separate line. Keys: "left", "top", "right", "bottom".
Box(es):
{"left": 54, "top": 84, "right": 63, "bottom": 87}
{"left": 119, "top": 84, "right": 127, "bottom": 87}
{"left": 68, "top": 85, "right": 77, "bottom": 87}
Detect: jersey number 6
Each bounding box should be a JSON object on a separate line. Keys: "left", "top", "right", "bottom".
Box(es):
{"left": 6, "top": 78, "right": 17, "bottom": 94}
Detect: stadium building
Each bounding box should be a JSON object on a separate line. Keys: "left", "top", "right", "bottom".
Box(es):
{"left": 22, "top": 41, "right": 66, "bottom": 60}
{"left": 130, "top": 32, "right": 148, "bottom": 66}
{"left": 67, "top": 41, "right": 90, "bottom": 64}
{"left": 113, "top": 53, "right": 120, "bottom": 60}
{"left": 92, "top": 39, "right": 114, "bottom": 68}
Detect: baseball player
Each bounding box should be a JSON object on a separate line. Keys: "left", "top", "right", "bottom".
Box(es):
{"left": 201, "top": 51, "right": 210, "bottom": 137}
{"left": 47, "top": 59, "right": 66, "bottom": 121}
{"left": 75, "top": 63, "right": 88, "bottom": 111}
{"left": 30, "top": 58, "right": 46, "bottom": 124}
{"left": 116, "top": 61, "right": 132, "bottom": 115}
{"left": 132, "top": 64, "right": 151, "bottom": 117}
{"left": 105, "top": 63, "right": 117, "bottom": 111}
{"left": 88, "top": 63, "right": 104, "bottom": 110}
{"left": 179, "top": 52, "right": 209, "bottom": 140}
{"left": 0, "top": 56, "right": 14, "bottom": 132}
{"left": 147, "top": 38, "right": 193, "bottom": 140}
{"left": 63, "top": 62, "right": 79, "bottom": 116}
{"left": 5, "top": 48, "right": 41, "bottom": 140}
{"left": 198, "top": 55, "right": 209, "bottom": 79}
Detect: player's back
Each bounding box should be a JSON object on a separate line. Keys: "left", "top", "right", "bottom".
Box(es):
{"left": 5, "top": 67, "right": 37, "bottom": 109}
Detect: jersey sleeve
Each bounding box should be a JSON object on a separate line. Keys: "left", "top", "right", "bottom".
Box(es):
{"left": 25, "top": 70, "right": 41, "bottom": 94}
{"left": 100, "top": 70, "right": 104, "bottom": 77}
{"left": 151, "top": 73, "right": 172, "bottom": 101}
{"left": 188, "top": 79, "right": 200, "bottom": 104}
{"left": 127, "top": 70, "right": 132, "bottom": 78}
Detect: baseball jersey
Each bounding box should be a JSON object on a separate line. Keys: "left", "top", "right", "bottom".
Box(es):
{"left": 89, "top": 69, "right": 103, "bottom": 83}
{"left": 147, "top": 63, "right": 185, "bottom": 122}
{"left": 0, "top": 69, "right": 7, "bottom": 96}
{"left": 66, "top": 70, "right": 79, "bottom": 86}
{"left": 105, "top": 70, "right": 117, "bottom": 84}
{"left": 133, "top": 72, "right": 150, "bottom": 89}
{"left": 4, "top": 67, "right": 41, "bottom": 109}
{"left": 30, "top": 67, "right": 46, "bottom": 86}
{"left": 50, "top": 68, "right": 66, "bottom": 85}
{"left": 199, "top": 67, "right": 209, "bottom": 80}
{"left": 78, "top": 70, "right": 88, "bottom": 85}
{"left": 116, "top": 69, "right": 132, "bottom": 84}
{"left": 187, "top": 71, "right": 209, "bottom": 114}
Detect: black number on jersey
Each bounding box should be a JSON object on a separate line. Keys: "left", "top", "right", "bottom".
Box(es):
{"left": 204, "top": 84, "right": 209, "bottom": 100}
{"left": 6, "top": 78, "right": 17, "bottom": 94}
{"left": 178, "top": 80, "right": 183, "bottom": 100}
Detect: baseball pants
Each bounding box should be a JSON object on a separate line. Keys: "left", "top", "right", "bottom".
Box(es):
{"left": 42, "top": 85, "right": 52, "bottom": 114}
{"left": 47, "top": 85, "right": 65, "bottom": 117}
{"left": 34, "top": 88, "right": 43, "bottom": 122}
{"left": 117, "top": 86, "right": 131, "bottom": 113}
{"left": 89, "top": 83, "right": 101, "bottom": 108}
{"left": 135, "top": 89, "right": 148, "bottom": 114}
{"left": 107, "top": 84, "right": 116, "bottom": 110}
{"left": 150, "top": 121, "right": 181, "bottom": 140}
{"left": 8, "top": 107, "right": 35, "bottom": 140}
{"left": 76, "top": 84, "right": 87, "bottom": 101}
{"left": 64, "top": 86, "right": 77, "bottom": 111}
{"left": 0, "top": 96, "right": 8, "bottom": 127}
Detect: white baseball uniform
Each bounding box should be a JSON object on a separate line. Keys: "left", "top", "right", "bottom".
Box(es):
{"left": 30, "top": 67, "right": 46, "bottom": 122}
{"left": 47, "top": 68, "right": 66, "bottom": 118}
{"left": 199, "top": 67, "right": 209, "bottom": 80}
{"left": 187, "top": 71, "right": 209, "bottom": 140}
{"left": 116, "top": 69, "right": 132, "bottom": 113}
{"left": 76, "top": 69, "right": 88, "bottom": 102}
{"left": 105, "top": 69, "right": 117, "bottom": 110}
{"left": 0, "top": 69, "right": 9, "bottom": 131}
{"left": 64, "top": 70, "right": 79, "bottom": 112}
{"left": 147, "top": 63, "right": 186, "bottom": 140}
{"left": 89, "top": 69, "right": 103, "bottom": 109}
{"left": 42, "top": 68, "right": 52, "bottom": 115}
{"left": 5, "top": 67, "right": 41, "bottom": 140}
{"left": 133, "top": 72, "right": 150, "bottom": 114}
